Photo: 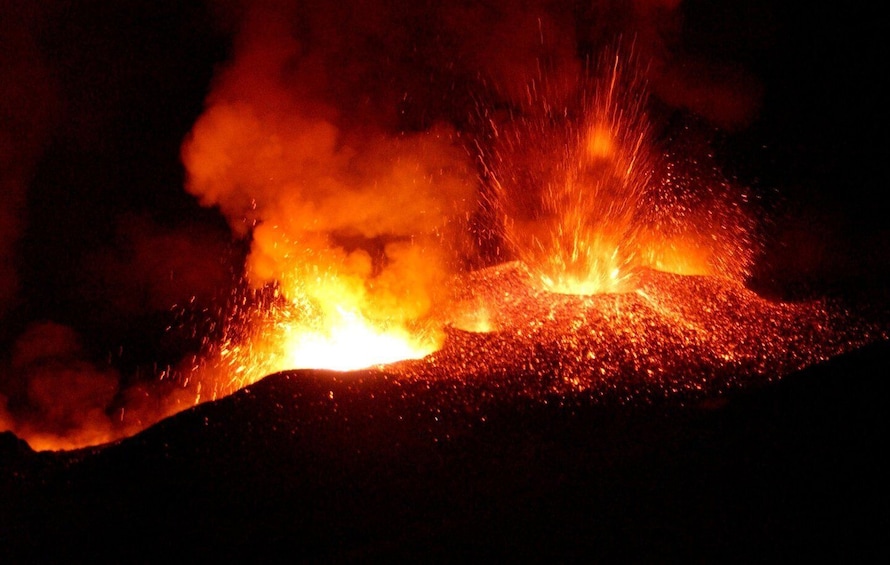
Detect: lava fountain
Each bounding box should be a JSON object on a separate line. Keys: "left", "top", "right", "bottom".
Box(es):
{"left": 480, "top": 45, "right": 755, "bottom": 295}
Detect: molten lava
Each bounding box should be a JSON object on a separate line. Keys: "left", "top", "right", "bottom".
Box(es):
{"left": 278, "top": 309, "right": 437, "bottom": 372}
{"left": 248, "top": 300, "right": 439, "bottom": 374}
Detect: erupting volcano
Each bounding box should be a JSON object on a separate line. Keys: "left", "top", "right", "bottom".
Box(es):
{"left": 1, "top": 0, "right": 887, "bottom": 457}
{"left": 148, "top": 38, "right": 882, "bottom": 455}
{"left": 2, "top": 2, "right": 888, "bottom": 562}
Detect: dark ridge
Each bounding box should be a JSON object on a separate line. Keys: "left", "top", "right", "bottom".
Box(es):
{"left": 1, "top": 339, "right": 887, "bottom": 563}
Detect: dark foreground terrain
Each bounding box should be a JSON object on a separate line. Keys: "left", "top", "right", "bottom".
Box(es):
{"left": 2, "top": 335, "right": 888, "bottom": 564}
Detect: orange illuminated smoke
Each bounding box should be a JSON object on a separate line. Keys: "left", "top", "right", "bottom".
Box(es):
{"left": 180, "top": 77, "right": 477, "bottom": 375}
{"left": 174, "top": 12, "right": 480, "bottom": 392}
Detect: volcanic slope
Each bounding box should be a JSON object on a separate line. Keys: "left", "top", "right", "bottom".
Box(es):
{"left": 2, "top": 263, "right": 888, "bottom": 563}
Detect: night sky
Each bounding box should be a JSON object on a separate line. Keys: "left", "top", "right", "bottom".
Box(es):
{"left": 1, "top": 0, "right": 887, "bottom": 445}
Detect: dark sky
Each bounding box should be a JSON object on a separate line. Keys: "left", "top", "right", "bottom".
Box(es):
{"left": 1, "top": 0, "right": 887, "bottom": 446}
{"left": 15, "top": 1, "right": 231, "bottom": 319}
